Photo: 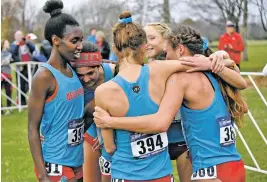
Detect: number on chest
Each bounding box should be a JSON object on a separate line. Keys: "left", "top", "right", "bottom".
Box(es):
{"left": 68, "top": 118, "right": 84, "bottom": 147}
{"left": 131, "top": 132, "right": 168, "bottom": 158}
{"left": 45, "top": 162, "right": 63, "bottom": 176}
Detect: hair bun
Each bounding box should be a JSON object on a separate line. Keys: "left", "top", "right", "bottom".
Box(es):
{"left": 43, "top": 0, "right": 63, "bottom": 17}
{"left": 119, "top": 11, "right": 132, "bottom": 19}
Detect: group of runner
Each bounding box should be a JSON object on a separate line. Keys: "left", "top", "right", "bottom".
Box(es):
{"left": 28, "top": 0, "right": 248, "bottom": 182}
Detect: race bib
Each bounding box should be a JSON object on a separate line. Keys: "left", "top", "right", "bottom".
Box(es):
{"left": 218, "top": 116, "right": 236, "bottom": 146}
{"left": 191, "top": 166, "right": 217, "bottom": 180}
{"left": 130, "top": 132, "right": 168, "bottom": 159}
{"left": 172, "top": 111, "right": 182, "bottom": 124}
{"left": 99, "top": 156, "right": 111, "bottom": 175}
{"left": 68, "top": 118, "right": 84, "bottom": 147}
{"left": 45, "top": 162, "right": 63, "bottom": 176}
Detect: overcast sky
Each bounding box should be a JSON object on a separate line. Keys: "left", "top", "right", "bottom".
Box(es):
{"left": 29, "top": 0, "right": 261, "bottom": 23}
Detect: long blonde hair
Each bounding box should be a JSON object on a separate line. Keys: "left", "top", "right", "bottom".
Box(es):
{"left": 165, "top": 25, "right": 247, "bottom": 128}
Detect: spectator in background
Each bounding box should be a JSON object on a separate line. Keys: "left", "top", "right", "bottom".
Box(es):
{"left": 263, "top": 64, "right": 267, "bottom": 76}
{"left": 96, "top": 31, "right": 110, "bottom": 59}
{"left": 10, "top": 30, "right": 35, "bottom": 106}
{"left": 218, "top": 21, "right": 244, "bottom": 69}
{"left": 87, "top": 27, "right": 97, "bottom": 44}
{"left": 1, "top": 40, "right": 13, "bottom": 115}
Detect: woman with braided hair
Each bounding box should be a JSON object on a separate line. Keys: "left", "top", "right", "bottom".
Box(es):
{"left": 28, "top": 0, "right": 85, "bottom": 181}
{"left": 94, "top": 25, "right": 247, "bottom": 182}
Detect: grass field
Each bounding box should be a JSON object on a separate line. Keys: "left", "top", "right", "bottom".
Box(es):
{"left": 1, "top": 41, "right": 267, "bottom": 181}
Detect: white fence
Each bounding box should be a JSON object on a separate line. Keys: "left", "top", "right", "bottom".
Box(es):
{"left": 1, "top": 62, "right": 267, "bottom": 175}
{"left": 1, "top": 62, "right": 41, "bottom": 112}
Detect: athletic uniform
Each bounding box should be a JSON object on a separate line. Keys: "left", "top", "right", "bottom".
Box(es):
{"left": 35, "top": 63, "right": 84, "bottom": 181}
{"left": 110, "top": 65, "right": 173, "bottom": 181}
{"left": 83, "top": 63, "right": 113, "bottom": 177}
{"left": 167, "top": 112, "right": 187, "bottom": 160}
{"left": 181, "top": 72, "right": 245, "bottom": 182}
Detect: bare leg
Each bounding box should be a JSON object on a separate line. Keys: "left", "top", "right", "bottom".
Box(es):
{"left": 83, "top": 141, "right": 101, "bottom": 182}
{"left": 176, "top": 151, "right": 192, "bottom": 182}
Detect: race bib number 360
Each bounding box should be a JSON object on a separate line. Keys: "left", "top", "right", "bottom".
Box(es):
{"left": 68, "top": 118, "right": 84, "bottom": 147}
{"left": 191, "top": 166, "right": 217, "bottom": 180}
{"left": 130, "top": 132, "right": 168, "bottom": 159}
{"left": 217, "top": 116, "right": 236, "bottom": 146}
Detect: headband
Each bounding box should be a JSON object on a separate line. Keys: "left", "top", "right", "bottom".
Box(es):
{"left": 201, "top": 37, "right": 209, "bottom": 52}
{"left": 119, "top": 17, "right": 132, "bottom": 24}
{"left": 72, "top": 52, "right": 102, "bottom": 67}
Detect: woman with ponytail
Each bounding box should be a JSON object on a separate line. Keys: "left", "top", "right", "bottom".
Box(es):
{"left": 28, "top": 0, "right": 85, "bottom": 181}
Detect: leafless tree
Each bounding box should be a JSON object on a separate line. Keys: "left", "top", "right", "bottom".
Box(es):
{"left": 253, "top": 0, "right": 267, "bottom": 31}
{"left": 163, "top": 0, "right": 170, "bottom": 24}
{"left": 242, "top": 0, "right": 248, "bottom": 61}
{"left": 189, "top": 0, "right": 244, "bottom": 32}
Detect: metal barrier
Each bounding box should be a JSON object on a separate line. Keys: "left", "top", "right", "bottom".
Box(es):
{"left": 238, "top": 72, "right": 267, "bottom": 175}
{"left": 1, "top": 61, "right": 41, "bottom": 112}
{"left": 1, "top": 64, "right": 267, "bottom": 175}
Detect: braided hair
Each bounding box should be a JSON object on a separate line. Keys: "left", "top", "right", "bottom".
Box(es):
{"left": 166, "top": 26, "right": 203, "bottom": 55}
{"left": 166, "top": 25, "right": 247, "bottom": 128}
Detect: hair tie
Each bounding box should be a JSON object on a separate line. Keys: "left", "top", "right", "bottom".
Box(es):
{"left": 201, "top": 37, "right": 209, "bottom": 51}
{"left": 51, "top": 9, "right": 62, "bottom": 16}
{"left": 119, "top": 17, "right": 132, "bottom": 24}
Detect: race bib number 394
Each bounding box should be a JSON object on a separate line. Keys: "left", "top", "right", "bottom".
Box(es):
{"left": 191, "top": 166, "right": 217, "bottom": 180}
{"left": 130, "top": 132, "right": 168, "bottom": 159}
{"left": 217, "top": 116, "right": 236, "bottom": 146}
{"left": 68, "top": 118, "right": 84, "bottom": 147}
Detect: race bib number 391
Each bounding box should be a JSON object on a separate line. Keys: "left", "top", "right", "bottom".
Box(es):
{"left": 217, "top": 116, "right": 236, "bottom": 146}
{"left": 130, "top": 132, "right": 168, "bottom": 159}
{"left": 45, "top": 162, "right": 63, "bottom": 176}
{"left": 68, "top": 118, "right": 84, "bottom": 147}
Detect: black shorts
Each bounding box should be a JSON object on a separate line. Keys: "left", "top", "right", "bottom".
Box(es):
{"left": 168, "top": 141, "right": 187, "bottom": 160}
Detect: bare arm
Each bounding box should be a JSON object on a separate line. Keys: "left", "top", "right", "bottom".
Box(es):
{"left": 28, "top": 69, "right": 53, "bottom": 182}
{"left": 94, "top": 86, "right": 116, "bottom": 155}
{"left": 94, "top": 73, "right": 186, "bottom": 133}
{"left": 84, "top": 102, "right": 95, "bottom": 132}
{"left": 216, "top": 67, "right": 247, "bottom": 89}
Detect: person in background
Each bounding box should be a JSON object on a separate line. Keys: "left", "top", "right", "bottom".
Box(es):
{"left": 27, "top": 33, "right": 40, "bottom": 59}
{"left": 10, "top": 30, "right": 35, "bottom": 106}
{"left": 87, "top": 28, "right": 97, "bottom": 44}
{"left": 96, "top": 31, "right": 110, "bottom": 59}
{"left": 218, "top": 20, "right": 244, "bottom": 69}
{"left": 1, "top": 40, "right": 13, "bottom": 115}
{"left": 263, "top": 64, "right": 267, "bottom": 76}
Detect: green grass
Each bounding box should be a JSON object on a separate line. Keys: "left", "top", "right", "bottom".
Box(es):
{"left": 210, "top": 40, "right": 267, "bottom": 72}
{"left": 2, "top": 88, "right": 267, "bottom": 182}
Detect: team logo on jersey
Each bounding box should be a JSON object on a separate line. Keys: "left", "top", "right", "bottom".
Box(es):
{"left": 132, "top": 85, "right": 140, "bottom": 93}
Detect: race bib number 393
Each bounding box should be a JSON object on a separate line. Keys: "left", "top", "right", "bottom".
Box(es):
{"left": 191, "top": 166, "right": 217, "bottom": 180}
{"left": 99, "top": 156, "right": 111, "bottom": 175}
{"left": 68, "top": 118, "right": 84, "bottom": 147}
{"left": 130, "top": 132, "right": 168, "bottom": 159}
{"left": 217, "top": 116, "right": 236, "bottom": 146}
